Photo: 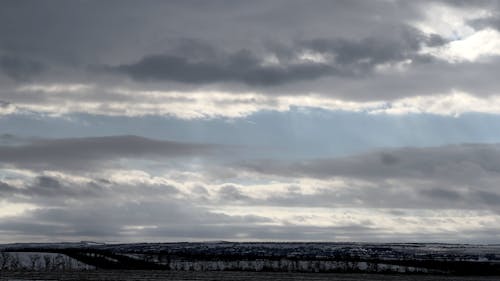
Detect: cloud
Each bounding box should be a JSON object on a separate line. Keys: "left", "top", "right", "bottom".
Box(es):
{"left": 469, "top": 14, "right": 500, "bottom": 32}
{"left": 225, "top": 143, "right": 500, "bottom": 211}
{"left": 0, "top": 1, "right": 500, "bottom": 119}
{"left": 0, "top": 135, "right": 221, "bottom": 171}
{"left": 239, "top": 143, "right": 500, "bottom": 180}
{"left": 0, "top": 1, "right": 423, "bottom": 67}
{"left": 0, "top": 194, "right": 274, "bottom": 242}
{"left": 2, "top": 189, "right": 499, "bottom": 242}
{"left": 0, "top": 55, "right": 45, "bottom": 81}
{"left": 3, "top": 0, "right": 500, "bottom": 243}
{"left": 107, "top": 26, "right": 441, "bottom": 86}
{"left": 8, "top": 82, "right": 500, "bottom": 119}
{"left": 1, "top": 152, "right": 500, "bottom": 242}
{"left": 109, "top": 49, "right": 333, "bottom": 86}
{"left": 0, "top": 176, "right": 102, "bottom": 201}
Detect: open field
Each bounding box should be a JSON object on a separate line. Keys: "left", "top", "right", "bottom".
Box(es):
{"left": 3, "top": 242, "right": 500, "bottom": 275}
{"left": 2, "top": 271, "right": 500, "bottom": 281}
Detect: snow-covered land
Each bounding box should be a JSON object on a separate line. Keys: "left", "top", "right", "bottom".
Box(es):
{"left": 1, "top": 242, "right": 500, "bottom": 274}
{"left": 0, "top": 252, "right": 95, "bottom": 270}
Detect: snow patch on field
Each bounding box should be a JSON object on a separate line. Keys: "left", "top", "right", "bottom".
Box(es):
{"left": 0, "top": 252, "right": 94, "bottom": 270}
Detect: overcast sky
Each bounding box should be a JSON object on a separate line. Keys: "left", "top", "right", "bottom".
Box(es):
{"left": 2, "top": 0, "right": 500, "bottom": 243}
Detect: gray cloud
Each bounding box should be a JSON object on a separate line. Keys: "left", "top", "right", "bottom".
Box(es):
{"left": 212, "top": 180, "right": 500, "bottom": 212}
{"left": 2, "top": 0, "right": 500, "bottom": 244}
{"left": 0, "top": 176, "right": 107, "bottom": 203}
{"left": 218, "top": 184, "right": 252, "bottom": 202}
{"left": 469, "top": 14, "right": 500, "bottom": 31}
{"left": 0, "top": 0, "right": 498, "bottom": 116}
{"left": 240, "top": 143, "right": 500, "bottom": 181}
{"left": 0, "top": 181, "right": 17, "bottom": 195}
{"left": 0, "top": 1, "right": 422, "bottom": 65}
{"left": 2, "top": 196, "right": 499, "bottom": 242}
{"left": 108, "top": 25, "right": 441, "bottom": 86}
{"left": 0, "top": 198, "right": 273, "bottom": 241}
{"left": 2, "top": 142, "right": 500, "bottom": 242}
{"left": 301, "top": 26, "right": 442, "bottom": 66}
{"left": 0, "top": 55, "right": 45, "bottom": 81}
{"left": 0, "top": 135, "right": 221, "bottom": 170}
{"left": 226, "top": 143, "right": 500, "bottom": 211}
{"left": 109, "top": 50, "right": 332, "bottom": 86}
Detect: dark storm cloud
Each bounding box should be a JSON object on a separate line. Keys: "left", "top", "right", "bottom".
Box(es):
{"left": 0, "top": 135, "right": 221, "bottom": 170}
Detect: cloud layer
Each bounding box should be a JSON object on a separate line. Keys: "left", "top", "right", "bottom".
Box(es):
{"left": 0, "top": 135, "right": 221, "bottom": 170}
{"left": 1, "top": 1, "right": 500, "bottom": 118}
{"left": 2, "top": 1, "right": 500, "bottom": 243}
{"left": 1, "top": 136, "right": 500, "bottom": 242}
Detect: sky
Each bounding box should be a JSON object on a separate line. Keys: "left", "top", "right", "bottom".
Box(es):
{"left": 2, "top": 0, "right": 500, "bottom": 243}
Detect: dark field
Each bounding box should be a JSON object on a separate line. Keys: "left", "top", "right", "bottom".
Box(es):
{"left": 1, "top": 271, "right": 500, "bottom": 281}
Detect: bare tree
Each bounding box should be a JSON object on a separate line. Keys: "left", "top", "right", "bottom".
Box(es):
{"left": 0, "top": 252, "right": 12, "bottom": 269}
{"left": 43, "top": 255, "right": 52, "bottom": 271}
{"left": 29, "top": 254, "right": 41, "bottom": 270}
{"left": 54, "top": 254, "right": 65, "bottom": 270}
{"left": 9, "top": 254, "right": 20, "bottom": 269}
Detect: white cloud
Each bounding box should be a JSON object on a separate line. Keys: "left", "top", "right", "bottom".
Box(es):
{"left": 413, "top": 2, "right": 490, "bottom": 40}
{"left": 423, "top": 29, "right": 500, "bottom": 62}
{"left": 5, "top": 84, "right": 500, "bottom": 119}
{"left": 0, "top": 201, "right": 37, "bottom": 218}
{"left": 411, "top": 2, "right": 500, "bottom": 63}
{"left": 375, "top": 91, "right": 500, "bottom": 116}
{"left": 17, "top": 83, "right": 93, "bottom": 93}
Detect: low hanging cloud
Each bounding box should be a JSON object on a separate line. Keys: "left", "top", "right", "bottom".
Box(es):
{"left": 238, "top": 143, "right": 500, "bottom": 180}
{"left": 1, "top": 140, "right": 500, "bottom": 242}
{"left": 109, "top": 50, "right": 333, "bottom": 86}
{"left": 228, "top": 143, "right": 500, "bottom": 211}
{"left": 0, "top": 55, "right": 45, "bottom": 81}
{"left": 0, "top": 135, "right": 222, "bottom": 171}
{"left": 1, "top": 165, "right": 500, "bottom": 243}
{"left": 107, "top": 26, "right": 441, "bottom": 86}
{"left": 0, "top": 176, "right": 105, "bottom": 200}
{"left": 7, "top": 82, "right": 500, "bottom": 119}
{"left": 0, "top": 199, "right": 273, "bottom": 241}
